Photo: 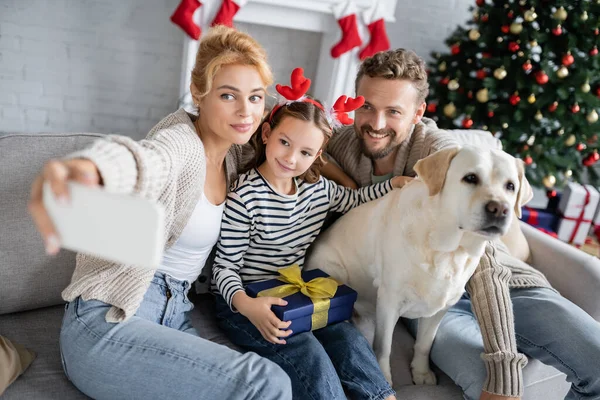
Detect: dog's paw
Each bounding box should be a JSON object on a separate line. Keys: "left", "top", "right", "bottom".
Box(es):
{"left": 411, "top": 368, "right": 437, "bottom": 385}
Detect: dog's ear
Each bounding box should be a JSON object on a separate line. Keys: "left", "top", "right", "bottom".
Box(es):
{"left": 514, "top": 158, "right": 533, "bottom": 219}
{"left": 414, "top": 147, "right": 460, "bottom": 196}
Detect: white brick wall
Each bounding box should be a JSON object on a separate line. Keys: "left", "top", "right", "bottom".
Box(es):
{"left": 0, "top": 0, "right": 184, "bottom": 139}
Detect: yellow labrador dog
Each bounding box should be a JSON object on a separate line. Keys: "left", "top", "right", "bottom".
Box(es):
{"left": 306, "top": 146, "right": 532, "bottom": 386}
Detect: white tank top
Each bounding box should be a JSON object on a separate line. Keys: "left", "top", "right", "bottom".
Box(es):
{"left": 157, "top": 191, "right": 224, "bottom": 282}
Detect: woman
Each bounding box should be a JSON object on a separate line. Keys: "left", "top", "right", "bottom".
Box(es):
{"left": 28, "top": 26, "right": 292, "bottom": 400}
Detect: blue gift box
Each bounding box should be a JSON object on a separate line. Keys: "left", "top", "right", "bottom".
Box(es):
{"left": 520, "top": 206, "right": 559, "bottom": 231}
{"left": 245, "top": 269, "right": 357, "bottom": 337}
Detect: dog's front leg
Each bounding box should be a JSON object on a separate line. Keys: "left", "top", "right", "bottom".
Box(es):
{"left": 373, "top": 287, "right": 405, "bottom": 386}
{"left": 411, "top": 308, "right": 448, "bottom": 385}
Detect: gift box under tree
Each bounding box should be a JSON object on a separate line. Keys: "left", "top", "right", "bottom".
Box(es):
{"left": 246, "top": 265, "right": 357, "bottom": 338}
{"left": 557, "top": 183, "right": 600, "bottom": 245}
{"left": 520, "top": 206, "right": 559, "bottom": 234}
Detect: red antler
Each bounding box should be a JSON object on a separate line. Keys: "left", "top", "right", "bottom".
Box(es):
{"left": 332, "top": 95, "right": 365, "bottom": 125}
{"left": 275, "top": 68, "right": 311, "bottom": 100}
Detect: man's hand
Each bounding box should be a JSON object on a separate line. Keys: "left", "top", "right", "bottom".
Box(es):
{"left": 479, "top": 392, "right": 520, "bottom": 400}
{"left": 233, "top": 292, "right": 293, "bottom": 345}
{"left": 391, "top": 176, "right": 414, "bottom": 189}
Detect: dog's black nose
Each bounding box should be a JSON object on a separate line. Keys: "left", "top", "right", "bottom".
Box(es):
{"left": 485, "top": 201, "right": 509, "bottom": 218}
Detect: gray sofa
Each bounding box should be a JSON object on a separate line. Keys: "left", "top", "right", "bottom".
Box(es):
{"left": 2, "top": 132, "right": 600, "bottom": 400}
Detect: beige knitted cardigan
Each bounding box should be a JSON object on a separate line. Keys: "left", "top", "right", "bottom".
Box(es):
{"left": 327, "top": 119, "right": 554, "bottom": 397}
{"left": 61, "top": 108, "right": 241, "bottom": 323}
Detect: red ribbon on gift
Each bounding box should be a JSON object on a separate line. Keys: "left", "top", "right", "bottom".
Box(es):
{"left": 523, "top": 206, "right": 539, "bottom": 225}
{"left": 562, "top": 185, "right": 592, "bottom": 244}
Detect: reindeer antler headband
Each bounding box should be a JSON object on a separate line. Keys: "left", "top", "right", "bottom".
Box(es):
{"left": 269, "top": 68, "right": 365, "bottom": 128}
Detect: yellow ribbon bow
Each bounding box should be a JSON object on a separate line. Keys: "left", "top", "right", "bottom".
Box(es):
{"left": 257, "top": 265, "right": 339, "bottom": 331}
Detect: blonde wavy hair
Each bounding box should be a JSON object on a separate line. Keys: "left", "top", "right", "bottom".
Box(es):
{"left": 191, "top": 25, "right": 273, "bottom": 99}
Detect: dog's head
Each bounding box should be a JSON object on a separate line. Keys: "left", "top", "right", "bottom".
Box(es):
{"left": 414, "top": 146, "right": 533, "bottom": 239}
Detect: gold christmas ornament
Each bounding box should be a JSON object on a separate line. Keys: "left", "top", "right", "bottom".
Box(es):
{"left": 524, "top": 8, "right": 538, "bottom": 22}
{"left": 469, "top": 29, "right": 481, "bottom": 41}
{"left": 565, "top": 134, "right": 577, "bottom": 146}
{"left": 482, "top": 125, "right": 488, "bottom": 130}
{"left": 527, "top": 135, "right": 536, "bottom": 145}
{"left": 476, "top": 88, "right": 489, "bottom": 103}
{"left": 518, "top": 51, "right": 525, "bottom": 57}
{"left": 494, "top": 66, "right": 507, "bottom": 80}
{"left": 502, "top": 122, "right": 509, "bottom": 129}
{"left": 443, "top": 103, "right": 457, "bottom": 118}
{"left": 535, "top": 110, "right": 543, "bottom": 120}
{"left": 528, "top": 94, "right": 536, "bottom": 103}
{"left": 439, "top": 61, "right": 447, "bottom": 72}
{"left": 510, "top": 23, "right": 523, "bottom": 34}
{"left": 448, "top": 79, "right": 460, "bottom": 91}
{"left": 467, "top": 58, "right": 473, "bottom": 64}
{"left": 565, "top": 169, "right": 573, "bottom": 178}
{"left": 543, "top": 175, "right": 556, "bottom": 188}
{"left": 554, "top": 6, "right": 568, "bottom": 21}
{"left": 582, "top": 81, "right": 591, "bottom": 93}
{"left": 519, "top": 0, "right": 526, "bottom": 4}
{"left": 557, "top": 128, "right": 565, "bottom": 136}
{"left": 557, "top": 66, "right": 569, "bottom": 78}
{"left": 529, "top": 40, "right": 538, "bottom": 47}
{"left": 497, "top": 37, "right": 504, "bottom": 43}
{"left": 473, "top": 10, "right": 479, "bottom": 20}
{"left": 587, "top": 109, "right": 599, "bottom": 123}
{"left": 582, "top": 11, "right": 589, "bottom": 21}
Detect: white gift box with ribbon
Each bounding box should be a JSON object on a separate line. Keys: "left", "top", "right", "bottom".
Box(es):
{"left": 557, "top": 183, "right": 600, "bottom": 245}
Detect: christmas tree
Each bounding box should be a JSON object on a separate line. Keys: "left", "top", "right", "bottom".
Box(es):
{"left": 426, "top": 0, "right": 600, "bottom": 190}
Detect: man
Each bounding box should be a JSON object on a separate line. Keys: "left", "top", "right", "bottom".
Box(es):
{"left": 323, "top": 49, "right": 600, "bottom": 400}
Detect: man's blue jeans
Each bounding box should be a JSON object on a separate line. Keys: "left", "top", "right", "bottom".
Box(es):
{"left": 59, "top": 273, "right": 292, "bottom": 400}
{"left": 215, "top": 295, "right": 395, "bottom": 400}
{"left": 405, "top": 287, "right": 600, "bottom": 400}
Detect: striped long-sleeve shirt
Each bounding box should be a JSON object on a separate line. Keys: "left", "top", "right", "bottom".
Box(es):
{"left": 212, "top": 168, "right": 394, "bottom": 308}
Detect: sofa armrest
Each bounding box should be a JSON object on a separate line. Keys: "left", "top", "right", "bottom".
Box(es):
{"left": 520, "top": 221, "right": 600, "bottom": 321}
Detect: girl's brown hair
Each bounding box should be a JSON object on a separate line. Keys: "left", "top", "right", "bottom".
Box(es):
{"left": 191, "top": 25, "right": 273, "bottom": 99}
{"left": 245, "top": 99, "right": 332, "bottom": 183}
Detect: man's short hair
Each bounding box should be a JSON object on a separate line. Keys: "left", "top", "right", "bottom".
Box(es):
{"left": 355, "top": 49, "right": 429, "bottom": 104}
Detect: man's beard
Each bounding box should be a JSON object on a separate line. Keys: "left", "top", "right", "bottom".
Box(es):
{"left": 356, "top": 124, "right": 401, "bottom": 160}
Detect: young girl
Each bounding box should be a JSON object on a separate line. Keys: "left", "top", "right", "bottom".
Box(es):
{"left": 212, "top": 69, "right": 408, "bottom": 400}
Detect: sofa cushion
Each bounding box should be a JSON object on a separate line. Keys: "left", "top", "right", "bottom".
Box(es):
{"left": 0, "top": 133, "right": 103, "bottom": 315}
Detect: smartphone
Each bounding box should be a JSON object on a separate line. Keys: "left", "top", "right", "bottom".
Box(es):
{"left": 43, "top": 182, "right": 165, "bottom": 268}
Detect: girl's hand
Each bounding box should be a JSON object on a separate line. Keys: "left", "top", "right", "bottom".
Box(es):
{"left": 391, "top": 175, "right": 414, "bottom": 189}
{"left": 233, "top": 292, "right": 293, "bottom": 344}
{"left": 28, "top": 158, "right": 101, "bottom": 255}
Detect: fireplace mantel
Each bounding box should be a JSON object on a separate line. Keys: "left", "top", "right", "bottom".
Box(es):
{"left": 178, "top": 0, "right": 397, "bottom": 110}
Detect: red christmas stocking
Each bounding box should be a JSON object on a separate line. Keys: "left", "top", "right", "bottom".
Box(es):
{"left": 170, "top": 0, "right": 203, "bottom": 40}
{"left": 211, "top": 0, "right": 248, "bottom": 28}
{"left": 359, "top": 3, "right": 390, "bottom": 60}
{"left": 330, "top": 1, "right": 363, "bottom": 58}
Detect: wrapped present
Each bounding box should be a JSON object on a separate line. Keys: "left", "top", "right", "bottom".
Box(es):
{"left": 246, "top": 265, "right": 357, "bottom": 337}
{"left": 520, "top": 206, "right": 559, "bottom": 232}
{"left": 557, "top": 183, "right": 600, "bottom": 245}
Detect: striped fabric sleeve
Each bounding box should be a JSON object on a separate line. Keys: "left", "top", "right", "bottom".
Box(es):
{"left": 324, "top": 177, "right": 394, "bottom": 214}
{"left": 212, "top": 191, "right": 252, "bottom": 310}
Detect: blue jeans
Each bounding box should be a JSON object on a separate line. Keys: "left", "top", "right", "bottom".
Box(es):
{"left": 405, "top": 287, "right": 600, "bottom": 400}
{"left": 59, "top": 273, "right": 292, "bottom": 400}
{"left": 215, "top": 295, "right": 395, "bottom": 400}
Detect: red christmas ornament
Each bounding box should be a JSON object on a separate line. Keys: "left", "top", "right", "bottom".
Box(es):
{"left": 591, "top": 46, "right": 599, "bottom": 56}
{"left": 508, "top": 42, "right": 520, "bottom": 52}
{"left": 596, "top": 87, "right": 600, "bottom": 97}
{"left": 583, "top": 153, "right": 599, "bottom": 167}
{"left": 467, "top": 91, "right": 474, "bottom": 99}
{"left": 524, "top": 155, "right": 533, "bottom": 165}
{"left": 548, "top": 101, "right": 558, "bottom": 112}
{"left": 572, "top": 103, "right": 581, "bottom": 113}
{"left": 588, "top": 135, "right": 598, "bottom": 144}
{"left": 426, "top": 103, "right": 437, "bottom": 113}
{"left": 462, "top": 117, "right": 474, "bottom": 128}
{"left": 535, "top": 71, "right": 549, "bottom": 85}
{"left": 476, "top": 69, "right": 487, "bottom": 79}
{"left": 562, "top": 53, "right": 574, "bottom": 66}
{"left": 440, "top": 77, "right": 450, "bottom": 85}
{"left": 488, "top": 110, "right": 495, "bottom": 118}
{"left": 501, "top": 25, "right": 510, "bottom": 34}
{"left": 451, "top": 44, "right": 461, "bottom": 55}
{"left": 547, "top": 190, "right": 558, "bottom": 198}
{"left": 507, "top": 10, "right": 515, "bottom": 19}
{"left": 595, "top": 28, "right": 599, "bottom": 36}
{"left": 481, "top": 14, "right": 489, "bottom": 22}
{"left": 552, "top": 25, "right": 563, "bottom": 36}
{"left": 522, "top": 60, "right": 533, "bottom": 72}
{"left": 577, "top": 143, "right": 586, "bottom": 151}
{"left": 509, "top": 93, "right": 521, "bottom": 106}
{"left": 476, "top": 0, "right": 484, "bottom": 6}
{"left": 482, "top": 52, "right": 492, "bottom": 58}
